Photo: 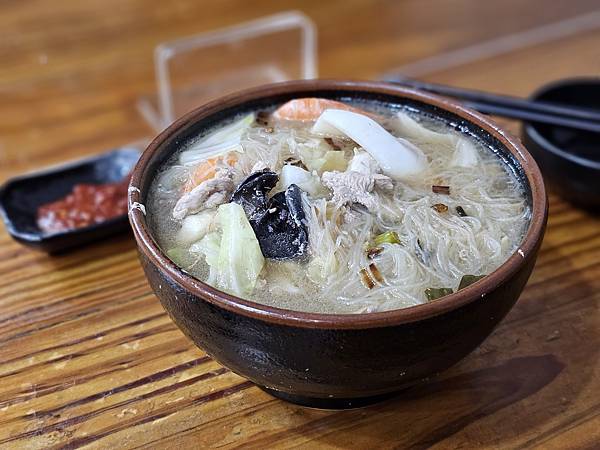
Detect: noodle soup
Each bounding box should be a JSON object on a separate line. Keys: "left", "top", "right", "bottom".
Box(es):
{"left": 148, "top": 98, "right": 530, "bottom": 314}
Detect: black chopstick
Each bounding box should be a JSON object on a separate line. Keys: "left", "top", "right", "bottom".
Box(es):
{"left": 460, "top": 100, "right": 600, "bottom": 133}
{"left": 385, "top": 77, "right": 600, "bottom": 133}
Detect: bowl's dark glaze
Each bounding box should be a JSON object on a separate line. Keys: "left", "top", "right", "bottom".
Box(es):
{"left": 0, "top": 147, "right": 139, "bottom": 253}
{"left": 139, "top": 247, "right": 539, "bottom": 407}
{"left": 129, "top": 80, "right": 547, "bottom": 408}
{"left": 522, "top": 77, "right": 600, "bottom": 210}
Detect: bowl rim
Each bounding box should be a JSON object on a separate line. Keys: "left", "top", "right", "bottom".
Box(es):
{"left": 129, "top": 79, "right": 547, "bottom": 330}
{"left": 523, "top": 76, "right": 600, "bottom": 170}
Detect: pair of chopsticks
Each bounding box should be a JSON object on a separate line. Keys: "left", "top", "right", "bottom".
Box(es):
{"left": 385, "top": 77, "right": 600, "bottom": 134}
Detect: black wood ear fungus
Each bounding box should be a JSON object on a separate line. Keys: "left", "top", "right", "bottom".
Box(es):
{"left": 230, "top": 169, "right": 279, "bottom": 221}
{"left": 231, "top": 170, "right": 308, "bottom": 260}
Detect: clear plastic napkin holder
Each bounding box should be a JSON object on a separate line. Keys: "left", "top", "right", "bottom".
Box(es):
{"left": 138, "top": 11, "right": 317, "bottom": 132}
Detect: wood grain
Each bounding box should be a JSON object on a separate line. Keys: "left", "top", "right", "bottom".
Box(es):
{"left": 1, "top": 1, "right": 599, "bottom": 448}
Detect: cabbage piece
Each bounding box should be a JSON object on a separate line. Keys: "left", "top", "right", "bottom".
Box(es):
{"left": 451, "top": 138, "right": 479, "bottom": 167}
{"left": 298, "top": 145, "right": 347, "bottom": 174}
{"left": 195, "top": 203, "right": 264, "bottom": 297}
{"left": 280, "top": 165, "right": 324, "bottom": 197}
{"left": 179, "top": 113, "right": 254, "bottom": 165}
{"left": 307, "top": 256, "right": 338, "bottom": 284}
{"left": 320, "top": 150, "right": 347, "bottom": 172}
{"left": 191, "top": 232, "right": 221, "bottom": 283}
{"left": 175, "top": 210, "right": 215, "bottom": 245}
{"left": 201, "top": 113, "right": 254, "bottom": 147}
{"left": 312, "top": 109, "right": 427, "bottom": 179}
{"left": 191, "top": 232, "right": 220, "bottom": 265}
{"left": 217, "top": 203, "right": 264, "bottom": 296}
{"left": 166, "top": 247, "right": 189, "bottom": 268}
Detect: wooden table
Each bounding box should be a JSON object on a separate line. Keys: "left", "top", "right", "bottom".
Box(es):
{"left": 1, "top": 1, "right": 599, "bottom": 448}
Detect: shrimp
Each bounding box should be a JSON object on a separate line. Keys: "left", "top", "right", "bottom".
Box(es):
{"left": 273, "top": 98, "right": 371, "bottom": 121}
{"left": 184, "top": 153, "right": 237, "bottom": 192}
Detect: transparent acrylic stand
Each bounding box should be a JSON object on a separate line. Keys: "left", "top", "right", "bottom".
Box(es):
{"left": 138, "top": 11, "right": 317, "bottom": 132}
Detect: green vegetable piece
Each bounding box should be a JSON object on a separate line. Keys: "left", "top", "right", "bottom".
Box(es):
{"left": 216, "top": 203, "right": 265, "bottom": 297}
{"left": 179, "top": 113, "right": 254, "bottom": 164}
{"left": 299, "top": 146, "right": 348, "bottom": 173}
{"left": 166, "top": 248, "right": 188, "bottom": 267}
{"left": 193, "top": 232, "right": 221, "bottom": 266}
{"left": 197, "top": 203, "right": 265, "bottom": 297}
{"left": 374, "top": 231, "right": 401, "bottom": 246}
{"left": 458, "top": 274, "right": 485, "bottom": 290}
{"left": 320, "top": 150, "right": 348, "bottom": 172}
{"left": 425, "top": 287, "right": 453, "bottom": 301}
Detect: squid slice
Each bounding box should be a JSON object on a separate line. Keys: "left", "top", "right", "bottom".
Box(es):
{"left": 396, "top": 111, "right": 479, "bottom": 168}
{"left": 312, "top": 109, "right": 427, "bottom": 179}
{"left": 396, "top": 111, "right": 457, "bottom": 147}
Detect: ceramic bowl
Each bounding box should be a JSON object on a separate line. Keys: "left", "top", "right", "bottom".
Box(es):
{"left": 129, "top": 80, "right": 547, "bottom": 409}
{"left": 522, "top": 77, "right": 600, "bottom": 210}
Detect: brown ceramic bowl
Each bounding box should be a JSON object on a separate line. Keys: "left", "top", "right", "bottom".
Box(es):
{"left": 129, "top": 80, "right": 547, "bottom": 409}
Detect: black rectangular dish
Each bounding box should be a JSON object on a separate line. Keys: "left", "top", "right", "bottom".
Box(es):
{"left": 0, "top": 147, "right": 140, "bottom": 253}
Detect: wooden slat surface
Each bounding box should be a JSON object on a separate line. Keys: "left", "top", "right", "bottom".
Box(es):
{"left": 1, "top": 1, "right": 599, "bottom": 448}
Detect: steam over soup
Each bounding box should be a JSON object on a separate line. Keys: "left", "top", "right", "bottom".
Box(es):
{"left": 147, "top": 98, "right": 530, "bottom": 314}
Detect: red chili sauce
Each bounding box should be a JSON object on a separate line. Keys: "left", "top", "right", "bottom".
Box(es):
{"left": 37, "top": 176, "right": 130, "bottom": 233}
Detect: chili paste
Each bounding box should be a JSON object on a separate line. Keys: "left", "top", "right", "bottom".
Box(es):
{"left": 37, "top": 176, "right": 129, "bottom": 233}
